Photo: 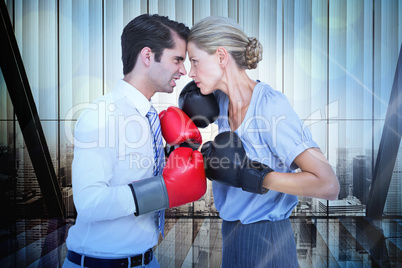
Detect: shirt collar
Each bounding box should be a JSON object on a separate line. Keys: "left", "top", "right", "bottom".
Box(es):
{"left": 116, "top": 79, "right": 152, "bottom": 117}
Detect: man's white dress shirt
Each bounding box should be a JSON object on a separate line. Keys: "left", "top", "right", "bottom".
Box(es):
{"left": 66, "top": 79, "right": 160, "bottom": 258}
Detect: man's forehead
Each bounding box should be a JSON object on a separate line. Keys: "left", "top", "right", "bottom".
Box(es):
{"left": 167, "top": 38, "right": 186, "bottom": 58}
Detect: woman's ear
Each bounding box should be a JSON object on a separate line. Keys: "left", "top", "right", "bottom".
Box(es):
{"left": 140, "top": 47, "right": 153, "bottom": 67}
{"left": 216, "top": 47, "right": 228, "bottom": 67}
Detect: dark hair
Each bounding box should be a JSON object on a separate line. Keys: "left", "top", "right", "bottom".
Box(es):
{"left": 121, "top": 14, "right": 189, "bottom": 75}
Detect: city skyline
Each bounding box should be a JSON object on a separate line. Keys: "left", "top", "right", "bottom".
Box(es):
{"left": 1, "top": 139, "right": 400, "bottom": 218}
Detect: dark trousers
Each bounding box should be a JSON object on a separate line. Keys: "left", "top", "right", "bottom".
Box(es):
{"left": 221, "top": 218, "right": 299, "bottom": 268}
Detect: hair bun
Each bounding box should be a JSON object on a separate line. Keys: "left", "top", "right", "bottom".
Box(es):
{"left": 245, "top": 37, "right": 263, "bottom": 69}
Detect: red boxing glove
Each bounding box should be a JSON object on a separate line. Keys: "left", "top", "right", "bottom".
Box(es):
{"left": 129, "top": 147, "right": 207, "bottom": 215}
{"left": 159, "top": 106, "right": 202, "bottom": 146}
{"left": 163, "top": 147, "right": 207, "bottom": 208}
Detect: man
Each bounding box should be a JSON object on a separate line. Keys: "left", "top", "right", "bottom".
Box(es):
{"left": 63, "top": 14, "right": 206, "bottom": 268}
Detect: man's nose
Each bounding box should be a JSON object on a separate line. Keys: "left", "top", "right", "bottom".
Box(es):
{"left": 179, "top": 63, "right": 187, "bottom": 76}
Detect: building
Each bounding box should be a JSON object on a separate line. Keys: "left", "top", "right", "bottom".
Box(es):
{"left": 352, "top": 155, "right": 371, "bottom": 205}
{"left": 318, "top": 196, "right": 365, "bottom": 217}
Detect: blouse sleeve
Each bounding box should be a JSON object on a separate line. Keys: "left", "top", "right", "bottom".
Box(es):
{"left": 257, "top": 89, "right": 318, "bottom": 170}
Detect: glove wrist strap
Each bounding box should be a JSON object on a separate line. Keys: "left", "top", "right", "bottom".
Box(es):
{"left": 239, "top": 168, "right": 271, "bottom": 194}
{"left": 129, "top": 175, "right": 169, "bottom": 216}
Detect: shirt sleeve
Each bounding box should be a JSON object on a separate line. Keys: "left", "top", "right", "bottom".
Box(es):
{"left": 258, "top": 89, "right": 318, "bottom": 170}
{"left": 71, "top": 107, "right": 136, "bottom": 223}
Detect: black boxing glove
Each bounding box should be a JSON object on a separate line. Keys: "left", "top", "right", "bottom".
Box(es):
{"left": 179, "top": 81, "right": 219, "bottom": 128}
{"left": 201, "top": 131, "right": 272, "bottom": 194}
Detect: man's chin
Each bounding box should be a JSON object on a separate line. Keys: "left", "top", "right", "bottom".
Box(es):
{"left": 164, "top": 87, "right": 175, "bottom": 94}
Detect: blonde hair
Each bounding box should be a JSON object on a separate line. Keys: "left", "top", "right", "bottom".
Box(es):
{"left": 188, "top": 16, "right": 263, "bottom": 70}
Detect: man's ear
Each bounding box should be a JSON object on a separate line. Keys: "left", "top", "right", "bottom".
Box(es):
{"left": 140, "top": 47, "right": 153, "bottom": 67}
{"left": 216, "top": 47, "right": 228, "bottom": 67}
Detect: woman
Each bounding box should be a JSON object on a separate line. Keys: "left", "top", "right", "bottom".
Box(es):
{"left": 187, "top": 16, "right": 340, "bottom": 267}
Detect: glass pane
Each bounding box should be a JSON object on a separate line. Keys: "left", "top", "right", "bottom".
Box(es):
{"left": 13, "top": 120, "right": 58, "bottom": 218}
{"left": 0, "top": 120, "right": 16, "bottom": 221}
{"left": 59, "top": 0, "right": 103, "bottom": 120}
{"left": 211, "top": 0, "right": 229, "bottom": 17}
{"left": 122, "top": 0, "right": 147, "bottom": 25}
{"left": 259, "top": 0, "right": 283, "bottom": 93}
{"left": 193, "top": 0, "right": 211, "bottom": 24}
{"left": 13, "top": 0, "right": 58, "bottom": 120}
{"left": 15, "top": 130, "right": 45, "bottom": 218}
{"left": 0, "top": 70, "right": 14, "bottom": 120}
{"left": 283, "top": 0, "right": 329, "bottom": 120}
{"left": 329, "top": 120, "right": 373, "bottom": 216}
{"left": 374, "top": 0, "right": 402, "bottom": 120}
{"left": 328, "top": 0, "right": 374, "bottom": 120}
{"left": 41, "top": 121, "right": 58, "bottom": 173}
{"left": 60, "top": 120, "right": 75, "bottom": 188}
{"left": 60, "top": 120, "right": 75, "bottom": 217}
{"left": 377, "top": 115, "right": 402, "bottom": 216}
{"left": 383, "top": 146, "right": 402, "bottom": 216}
{"left": 103, "top": 0, "right": 124, "bottom": 95}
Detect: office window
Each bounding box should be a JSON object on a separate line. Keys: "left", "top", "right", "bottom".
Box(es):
{"left": 1, "top": 0, "right": 401, "bottom": 219}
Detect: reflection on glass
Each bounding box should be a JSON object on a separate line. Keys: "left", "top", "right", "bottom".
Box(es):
{"left": 59, "top": 0, "right": 103, "bottom": 120}
{"left": 384, "top": 148, "right": 402, "bottom": 216}
{"left": 60, "top": 120, "right": 76, "bottom": 217}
